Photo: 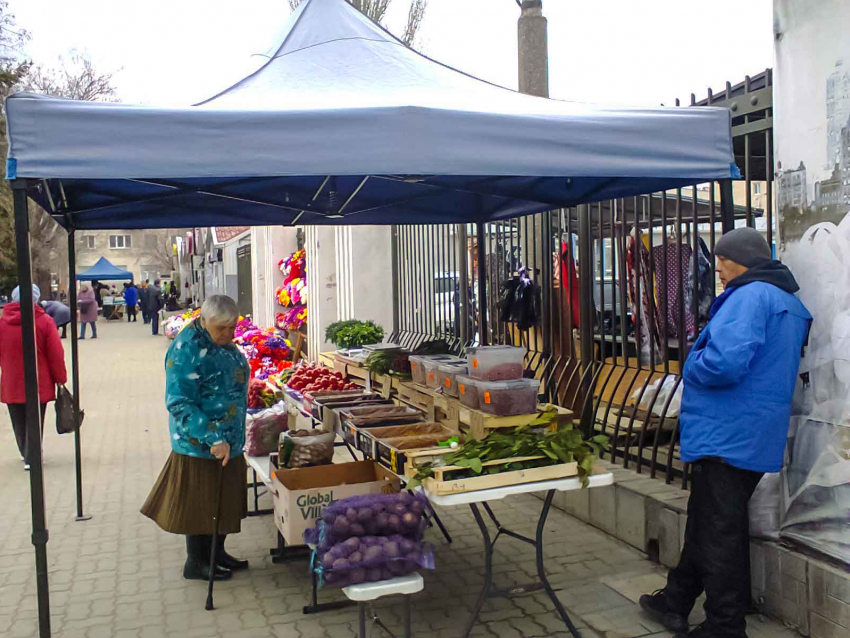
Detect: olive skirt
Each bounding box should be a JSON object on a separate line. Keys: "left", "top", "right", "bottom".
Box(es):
{"left": 141, "top": 451, "right": 248, "bottom": 536}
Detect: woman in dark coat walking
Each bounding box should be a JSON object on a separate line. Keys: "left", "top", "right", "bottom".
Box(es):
{"left": 141, "top": 295, "right": 249, "bottom": 580}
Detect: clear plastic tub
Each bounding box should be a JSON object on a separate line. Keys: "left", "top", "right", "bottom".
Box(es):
{"left": 476, "top": 378, "right": 540, "bottom": 416}
{"left": 409, "top": 354, "right": 456, "bottom": 386}
{"left": 423, "top": 357, "right": 465, "bottom": 389}
{"left": 438, "top": 362, "right": 470, "bottom": 397}
{"left": 457, "top": 375, "right": 479, "bottom": 409}
{"left": 466, "top": 345, "right": 526, "bottom": 381}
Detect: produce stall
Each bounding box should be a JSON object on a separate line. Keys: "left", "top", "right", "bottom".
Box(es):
{"left": 6, "top": 0, "right": 738, "bottom": 632}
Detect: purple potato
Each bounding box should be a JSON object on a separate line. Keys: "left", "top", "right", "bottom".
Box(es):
{"left": 375, "top": 513, "right": 389, "bottom": 530}
{"left": 321, "top": 553, "right": 335, "bottom": 570}
{"left": 399, "top": 539, "right": 416, "bottom": 554}
{"left": 409, "top": 500, "right": 425, "bottom": 516}
{"left": 402, "top": 559, "right": 417, "bottom": 572}
{"left": 349, "top": 568, "right": 366, "bottom": 584}
{"left": 383, "top": 541, "right": 400, "bottom": 558}
{"left": 387, "top": 514, "right": 401, "bottom": 534}
{"left": 348, "top": 551, "right": 363, "bottom": 564}
{"left": 366, "top": 567, "right": 383, "bottom": 582}
{"left": 349, "top": 523, "right": 366, "bottom": 537}
{"left": 390, "top": 502, "right": 407, "bottom": 516}
{"left": 322, "top": 510, "right": 335, "bottom": 525}
{"left": 332, "top": 558, "right": 350, "bottom": 571}
{"left": 329, "top": 545, "right": 346, "bottom": 559}
{"left": 364, "top": 522, "right": 378, "bottom": 535}
{"left": 346, "top": 507, "right": 359, "bottom": 523}
{"left": 357, "top": 507, "right": 374, "bottom": 523}
{"left": 324, "top": 571, "right": 338, "bottom": 584}
{"left": 397, "top": 491, "right": 412, "bottom": 505}
{"left": 381, "top": 567, "right": 394, "bottom": 580}
{"left": 333, "top": 516, "right": 350, "bottom": 536}
{"left": 344, "top": 537, "right": 361, "bottom": 553}
{"left": 388, "top": 560, "right": 406, "bottom": 575}
{"left": 371, "top": 502, "right": 386, "bottom": 514}
{"left": 401, "top": 512, "right": 419, "bottom": 529}
{"left": 363, "top": 545, "right": 383, "bottom": 562}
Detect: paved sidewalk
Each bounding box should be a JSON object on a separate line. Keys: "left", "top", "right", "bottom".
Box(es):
{"left": 0, "top": 320, "right": 800, "bottom": 638}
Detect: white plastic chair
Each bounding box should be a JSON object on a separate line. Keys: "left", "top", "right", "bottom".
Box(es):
{"left": 343, "top": 572, "right": 424, "bottom": 638}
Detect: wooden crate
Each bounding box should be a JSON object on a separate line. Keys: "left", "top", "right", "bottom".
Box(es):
{"left": 318, "top": 351, "right": 336, "bottom": 369}
{"left": 396, "top": 381, "right": 434, "bottom": 412}
{"left": 423, "top": 456, "right": 578, "bottom": 495}
{"left": 458, "top": 404, "right": 573, "bottom": 440}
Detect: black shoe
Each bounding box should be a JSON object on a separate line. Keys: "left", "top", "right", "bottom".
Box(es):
{"left": 183, "top": 558, "right": 232, "bottom": 581}
{"left": 218, "top": 550, "right": 249, "bottom": 571}
{"left": 640, "top": 589, "right": 689, "bottom": 634}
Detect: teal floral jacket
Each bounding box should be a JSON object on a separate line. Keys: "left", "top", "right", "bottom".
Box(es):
{"left": 165, "top": 321, "right": 250, "bottom": 460}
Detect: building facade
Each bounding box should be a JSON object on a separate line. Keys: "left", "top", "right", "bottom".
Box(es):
{"left": 76, "top": 229, "right": 180, "bottom": 284}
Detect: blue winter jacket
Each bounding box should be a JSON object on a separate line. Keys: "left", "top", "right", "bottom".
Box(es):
{"left": 165, "top": 321, "right": 250, "bottom": 460}
{"left": 124, "top": 286, "right": 138, "bottom": 307}
{"left": 679, "top": 262, "right": 812, "bottom": 473}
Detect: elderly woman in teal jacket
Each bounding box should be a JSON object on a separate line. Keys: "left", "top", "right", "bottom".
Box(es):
{"left": 141, "top": 295, "right": 250, "bottom": 581}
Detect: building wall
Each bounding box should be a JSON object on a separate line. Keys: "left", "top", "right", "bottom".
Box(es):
{"left": 251, "top": 226, "right": 299, "bottom": 327}
{"left": 76, "top": 229, "right": 178, "bottom": 283}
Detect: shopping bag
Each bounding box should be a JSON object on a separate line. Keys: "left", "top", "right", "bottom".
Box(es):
{"left": 55, "top": 385, "right": 84, "bottom": 434}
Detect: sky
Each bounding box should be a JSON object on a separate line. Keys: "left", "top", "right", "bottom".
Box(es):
{"left": 9, "top": 0, "right": 774, "bottom": 108}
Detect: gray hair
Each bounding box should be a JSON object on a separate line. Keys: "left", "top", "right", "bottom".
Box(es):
{"left": 200, "top": 295, "right": 239, "bottom": 325}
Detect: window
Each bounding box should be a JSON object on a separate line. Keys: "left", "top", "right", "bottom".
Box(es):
{"left": 82, "top": 236, "right": 95, "bottom": 249}
{"left": 754, "top": 183, "right": 762, "bottom": 194}
{"left": 110, "top": 235, "right": 132, "bottom": 249}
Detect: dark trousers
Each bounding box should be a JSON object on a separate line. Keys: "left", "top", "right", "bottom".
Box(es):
{"left": 126, "top": 305, "right": 137, "bottom": 322}
{"left": 665, "top": 459, "right": 764, "bottom": 637}
{"left": 151, "top": 313, "right": 159, "bottom": 335}
{"left": 58, "top": 323, "right": 68, "bottom": 339}
{"left": 80, "top": 321, "right": 97, "bottom": 339}
{"left": 8, "top": 403, "right": 48, "bottom": 464}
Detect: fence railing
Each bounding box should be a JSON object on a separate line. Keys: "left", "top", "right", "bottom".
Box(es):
{"left": 389, "top": 70, "right": 773, "bottom": 487}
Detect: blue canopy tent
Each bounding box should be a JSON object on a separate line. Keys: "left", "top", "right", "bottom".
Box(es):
{"left": 3, "top": 0, "right": 739, "bottom": 635}
{"left": 75, "top": 257, "right": 133, "bottom": 281}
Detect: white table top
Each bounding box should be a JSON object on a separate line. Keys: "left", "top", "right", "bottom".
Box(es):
{"left": 245, "top": 454, "right": 274, "bottom": 487}
{"left": 423, "top": 471, "right": 614, "bottom": 507}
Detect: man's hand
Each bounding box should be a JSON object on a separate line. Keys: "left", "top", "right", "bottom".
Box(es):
{"left": 210, "top": 442, "right": 231, "bottom": 467}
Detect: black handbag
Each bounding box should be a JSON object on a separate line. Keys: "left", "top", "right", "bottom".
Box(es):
{"left": 55, "top": 385, "right": 84, "bottom": 434}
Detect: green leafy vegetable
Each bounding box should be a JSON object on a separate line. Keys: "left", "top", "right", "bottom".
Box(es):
{"left": 326, "top": 320, "right": 385, "bottom": 349}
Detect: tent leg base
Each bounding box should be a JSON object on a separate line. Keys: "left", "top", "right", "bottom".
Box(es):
{"left": 75, "top": 515, "right": 92, "bottom": 522}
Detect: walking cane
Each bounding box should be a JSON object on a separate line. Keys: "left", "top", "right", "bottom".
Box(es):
{"left": 206, "top": 460, "right": 225, "bottom": 611}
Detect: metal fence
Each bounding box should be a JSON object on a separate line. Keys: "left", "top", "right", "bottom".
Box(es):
{"left": 389, "top": 71, "right": 773, "bottom": 487}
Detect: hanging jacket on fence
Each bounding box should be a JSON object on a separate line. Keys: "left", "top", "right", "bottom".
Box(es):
{"left": 559, "top": 241, "right": 581, "bottom": 328}
{"left": 498, "top": 266, "right": 540, "bottom": 331}
{"left": 679, "top": 261, "right": 812, "bottom": 473}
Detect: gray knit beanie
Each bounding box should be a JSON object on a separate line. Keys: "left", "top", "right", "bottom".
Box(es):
{"left": 714, "top": 227, "right": 771, "bottom": 268}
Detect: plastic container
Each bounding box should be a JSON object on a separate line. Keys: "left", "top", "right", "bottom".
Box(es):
{"left": 457, "top": 375, "right": 479, "bottom": 409}
{"left": 466, "top": 345, "right": 526, "bottom": 381}
{"left": 423, "top": 357, "right": 465, "bottom": 389}
{"left": 475, "top": 378, "right": 540, "bottom": 416}
{"left": 438, "top": 362, "right": 470, "bottom": 397}
{"left": 409, "top": 354, "right": 456, "bottom": 386}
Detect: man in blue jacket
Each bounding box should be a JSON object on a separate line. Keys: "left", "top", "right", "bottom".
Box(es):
{"left": 124, "top": 282, "right": 139, "bottom": 322}
{"left": 640, "top": 228, "right": 811, "bottom": 638}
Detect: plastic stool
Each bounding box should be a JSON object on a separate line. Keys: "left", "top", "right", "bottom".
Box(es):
{"left": 343, "top": 573, "right": 424, "bottom": 638}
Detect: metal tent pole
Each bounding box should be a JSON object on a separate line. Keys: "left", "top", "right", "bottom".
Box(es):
{"left": 11, "top": 179, "right": 52, "bottom": 638}
{"left": 475, "top": 222, "right": 488, "bottom": 345}
{"left": 67, "top": 228, "right": 91, "bottom": 522}
{"left": 577, "top": 205, "right": 595, "bottom": 435}
{"left": 719, "top": 179, "right": 735, "bottom": 234}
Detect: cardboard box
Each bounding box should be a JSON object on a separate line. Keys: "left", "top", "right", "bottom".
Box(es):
{"left": 271, "top": 461, "right": 400, "bottom": 545}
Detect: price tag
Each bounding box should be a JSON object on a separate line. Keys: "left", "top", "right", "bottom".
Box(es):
{"left": 484, "top": 391, "right": 491, "bottom": 404}
{"left": 444, "top": 377, "right": 451, "bottom": 388}
{"left": 459, "top": 384, "right": 466, "bottom": 396}
{"left": 472, "top": 358, "right": 479, "bottom": 370}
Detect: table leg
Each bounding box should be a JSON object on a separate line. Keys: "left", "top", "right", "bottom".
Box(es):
{"left": 537, "top": 490, "right": 582, "bottom": 638}
{"left": 462, "top": 503, "right": 493, "bottom": 638}
{"left": 423, "top": 498, "right": 453, "bottom": 544}
{"left": 358, "top": 603, "right": 367, "bottom": 638}
{"left": 404, "top": 595, "right": 412, "bottom": 638}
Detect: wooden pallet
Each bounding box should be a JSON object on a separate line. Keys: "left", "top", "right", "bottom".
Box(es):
{"left": 458, "top": 404, "right": 573, "bottom": 440}
{"left": 422, "top": 456, "right": 578, "bottom": 495}
{"left": 397, "top": 381, "right": 435, "bottom": 413}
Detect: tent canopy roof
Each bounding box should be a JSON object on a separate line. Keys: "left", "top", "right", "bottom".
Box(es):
{"left": 76, "top": 257, "right": 133, "bottom": 281}
{"left": 5, "top": 0, "right": 737, "bottom": 230}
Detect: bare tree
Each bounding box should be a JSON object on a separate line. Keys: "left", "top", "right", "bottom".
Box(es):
{"left": 144, "top": 232, "right": 178, "bottom": 276}
{"left": 288, "top": 0, "right": 426, "bottom": 46}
